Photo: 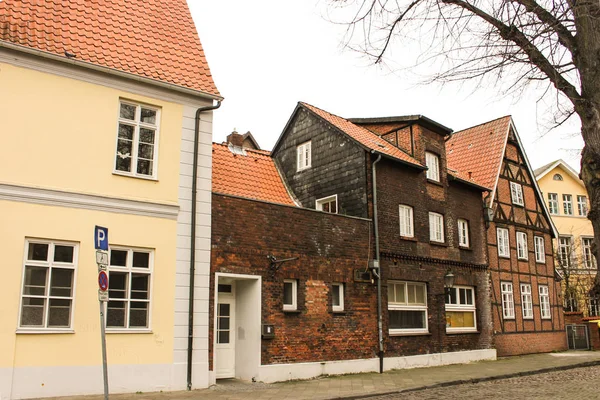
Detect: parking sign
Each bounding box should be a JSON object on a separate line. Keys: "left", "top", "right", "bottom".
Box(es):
{"left": 94, "top": 226, "right": 109, "bottom": 250}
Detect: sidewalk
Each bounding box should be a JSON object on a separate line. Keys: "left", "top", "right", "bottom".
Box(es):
{"left": 43, "top": 351, "right": 600, "bottom": 400}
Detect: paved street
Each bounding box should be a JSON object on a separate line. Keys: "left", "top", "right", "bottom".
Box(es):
{"left": 41, "top": 351, "right": 600, "bottom": 400}
{"left": 371, "top": 365, "right": 600, "bottom": 400}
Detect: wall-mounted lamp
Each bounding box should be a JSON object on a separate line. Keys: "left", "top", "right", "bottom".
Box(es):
{"left": 444, "top": 270, "right": 455, "bottom": 289}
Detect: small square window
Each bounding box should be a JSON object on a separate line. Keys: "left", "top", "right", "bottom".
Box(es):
{"left": 425, "top": 152, "right": 440, "bottom": 182}
{"left": 283, "top": 279, "right": 298, "bottom": 311}
{"left": 332, "top": 283, "right": 344, "bottom": 312}
{"left": 297, "top": 141, "right": 311, "bottom": 171}
{"left": 316, "top": 195, "right": 337, "bottom": 214}
{"left": 510, "top": 182, "right": 524, "bottom": 206}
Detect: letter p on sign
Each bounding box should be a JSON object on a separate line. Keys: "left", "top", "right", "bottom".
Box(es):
{"left": 95, "top": 226, "right": 109, "bottom": 250}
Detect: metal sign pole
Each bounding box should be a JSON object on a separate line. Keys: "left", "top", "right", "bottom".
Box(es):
{"left": 99, "top": 300, "right": 109, "bottom": 400}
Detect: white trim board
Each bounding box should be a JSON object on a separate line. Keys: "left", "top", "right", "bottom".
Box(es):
{"left": 257, "top": 349, "right": 496, "bottom": 383}
{"left": 0, "top": 183, "right": 179, "bottom": 220}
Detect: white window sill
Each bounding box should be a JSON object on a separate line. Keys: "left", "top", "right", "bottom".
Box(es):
{"left": 112, "top": 171, "right": 158, "bottom": 182}
{"left": 16, "top": 328, "right": 75, "bottom": 334}
{"left": 106, "top": 329, "right": 153, "bottom": 334}
{"left": 389, "top": 330, "right": 430, "bottom": 337}
{"left": 541, "top": 317, "right": 552, "bottom": 320}
{"left": 503, "top": 316, "right": 515, "bottom": 320}
{"left": 518, "top": 257, "right": 528, "bottom": 261}
{"left": 523, "top": 317, "right": 534, "bottom": 320}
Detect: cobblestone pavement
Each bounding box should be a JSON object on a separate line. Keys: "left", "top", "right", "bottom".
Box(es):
{"left": 370, "top": 365, "right": 600, "bottom": 400}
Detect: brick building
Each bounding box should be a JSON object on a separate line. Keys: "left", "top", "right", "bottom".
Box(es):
{"left": 209, "top": 102, "right": 498, "bottom": 384}
{"left": 447, "top": 117, "right": 567, "bottom": 356}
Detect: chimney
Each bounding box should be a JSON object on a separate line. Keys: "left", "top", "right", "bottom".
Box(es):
{"left": 226, "top": 129, "right": 245, "bottom": 147}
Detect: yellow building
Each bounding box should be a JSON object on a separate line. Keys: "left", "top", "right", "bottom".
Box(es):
{"left": 535, "top": 160, "right": 599, "bottom": 317}
{"left": 0, "top": 1, "right": 221, "bottom": 398}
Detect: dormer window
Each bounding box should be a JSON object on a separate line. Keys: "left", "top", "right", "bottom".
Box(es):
{"left": 425, "top": 152, "right": 440, "bottom": 182}
{"left": 297, "top": 141, "right": 311, "bottom": 171}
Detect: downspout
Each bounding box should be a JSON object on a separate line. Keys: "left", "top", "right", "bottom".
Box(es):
{"left": 371, "top": 152, "right": 384, "bottom": 373}
{"left": 188, "top": 100, "right": 222, "bottom": 391}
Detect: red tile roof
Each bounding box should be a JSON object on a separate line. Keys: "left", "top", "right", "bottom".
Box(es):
{"left": 0, "top": 0, "right": 220, "bottom": 97}
{"left": 446, "top": 116, "right": 512, "bottom": 191}
{"left": 300, "top": 103, "right": 423, "bottom": 168}
{"left": 212, "top": 143, "right": 296, "bottom": 206}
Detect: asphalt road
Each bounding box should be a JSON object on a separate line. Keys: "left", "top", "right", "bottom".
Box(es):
{"left": 369, "top": 365, "right": 600, "bottom": 399}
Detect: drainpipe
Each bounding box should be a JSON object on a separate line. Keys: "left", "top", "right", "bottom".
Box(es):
{"left": 371, "top": 152, "right": 384, "bottom": 373}
{"left": 188, "top": 100, "right": 222, "bottom": 391}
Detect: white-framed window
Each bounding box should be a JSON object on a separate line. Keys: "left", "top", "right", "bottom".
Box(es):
{"left": 115, "top": 100, "right": 160, "bottom": 178}
{"left": 497, "top": 228, "right": 510, "bottom": 258}
{"left": 332, "top": 283, "right": 344, "bottom": 312}
{"left": 539, "top": 285, "right": 551, "bottom": 319}
{"left": 316, "top": 195, "right": 337, "bottom": 214}
{"left": 534, "top": 236, "right": 545, "bottom": 263}
{"left": 19, "top": 240, "right": 78, "bottom": 330}
{"left": 399, "top": 205, "right": 414, "bottom": 238}
{"left": 501, "top": 282, "right": 515, "bottom": 319}
{"left": 520, "top": 284, "right": 533, "bottom": 319}
{"left": 457, "top": 219, "right": 469, "bottom": 247}
{"left": 283, "top": 279, "right": 298, "bottom": 311}
{"left": 297, "top": 141, "right": 311, "bottom": 171}
{"left": 516, "top": 232, "right": 528, "bottom": 260}
{"left": 582, "top": 238, "right": 597, "bottom": 269}
{"left": 429, "top": 212, "right": 444, "bottom": 243}
{"left": 510, "top": 182, "right": 524, "bottom": 206}
{"left": 577, "top": 195, "right": 588, "bottom": 216}
{"left": 445, "top": 286, "right": 477, "bottom": 332}
{"left": 425, "top": 152, "right": 440, "bottom": 182}
{"left": 558, "top": 236, "right": 572, "bottom": 268}
{"left": 548, "top": 193, "right": 559, "bottom": 215}
{"left": 553, "top": 173, "right": 563, "bottom": 181}
{"left": 107, "top": 247, "right": 153, "bottom": 330}
{"left": 563, "top": 194, "right": 573, "bottom": 215}
{"left": 388, "top": 281, "right": 428, "bottom": 334}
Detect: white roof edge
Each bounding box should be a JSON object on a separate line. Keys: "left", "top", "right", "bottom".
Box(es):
{"left": 535, "top": 159, "right": 582, "bottom": 184}
{"left": 510, "top": 120, "right": 559, "bottom": 238}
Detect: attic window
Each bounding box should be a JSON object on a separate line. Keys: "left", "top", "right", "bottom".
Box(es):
{"left": 553, "top": 173, "right": 563, "bottom": 181}
{"left": 228, "top": 143, "right": 247, "bottom": 156}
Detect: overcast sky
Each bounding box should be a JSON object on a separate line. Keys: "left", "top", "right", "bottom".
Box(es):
{"left": 190, "top": 0, "right": 584, "bottom": 171}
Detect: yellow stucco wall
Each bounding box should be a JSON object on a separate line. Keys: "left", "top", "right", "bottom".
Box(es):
{"left": 537, "top": 164, "right": 593, "bottom": 246}
{"left": 0, "top": 62, "right": 183, "bottom": 204}
{"left": 0, "top": 200, "right": 176, "bottom": 368}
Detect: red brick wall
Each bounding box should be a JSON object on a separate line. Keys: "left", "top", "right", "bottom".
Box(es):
{"left": 494, "top": 331, "right": 567, "bottom": 356}
{"left": 211, "top": 194, "right": 377, "bottom": 367}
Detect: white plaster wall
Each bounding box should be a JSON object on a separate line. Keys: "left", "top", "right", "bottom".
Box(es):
{"left": 173, "top": 103, "right": 214, "bottom": 390}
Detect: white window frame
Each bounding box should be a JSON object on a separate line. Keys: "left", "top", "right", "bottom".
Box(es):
{"left": 510, "top": 182, "right": 524, "bottom": 206}
{"left": 577, "top": 195, "right": 588, "bottom": 216}
{"left": 332, "top": 283, "right": 344, "bottom": 312}
{"left": 534, "top": 236, "right": 545, "bottom": 263}
{"left": 501, "top": 282, "right": 515, "bottom": 319}
{"left": 388, "top": 281, "right": 428, "bottom": 335}
{"left": 457, "top": 219, "right": 469, "bottom": 248}
{"left": 114, "top": 100, "right": 161, "bottom": 180}
{"left": 582, "top": 237, "right": 597, "bottom": 269}
{"left": 445, "top": 286, "right": 477, "bottom": 332}
{"left": 497, "top": 228, "right": 510, "bottom": 258}
{"left": 429, "top": 212, "right": 445, "bottom": 243}
{"left": 548, "top": 193, "right": 559, "bottom": 215}
{"left": 18, "top": 239, "right": 79, "bottom": 332}
{"left": 399, "top": 205, "right": 414, "bottom": 238}
{"left": 296, "top": 141, "right": 312, "bottom": 171}
{"left": 516, "top": 232, "right": 528, "bottom": 260}
{"left": 563, "top": 194, "right": 573, "bottom": 215}
{"left": 539, "top": 285, "right": 551, "bottom": 319}
{"left": 520, "top": 284, "right": 533, "bottom": 319}
{"left": 316, "top": 194, "right": 338, "bottom": 214}
{"left": 425, "top": 152, "right": 440, "bottom": 182}
{"left": 558, "top": 236, "right": 572, "bottom": 269}
{"left": 283, "top": 279, "right": 298, "bottom": 311}
{"left": 106, "top": 246, "right": 154, "bottom": 331}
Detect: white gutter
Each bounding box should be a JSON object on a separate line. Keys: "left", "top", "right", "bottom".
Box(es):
{"left": 0, "top": 40, "right": 223, "bottom": 101}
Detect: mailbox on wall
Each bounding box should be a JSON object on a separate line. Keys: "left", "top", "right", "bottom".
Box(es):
{"left": 262, "top": 324, "right": 275, "bottom": 339}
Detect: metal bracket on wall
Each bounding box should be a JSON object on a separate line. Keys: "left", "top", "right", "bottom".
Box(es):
{"left": 267, "top": 254, "right": 299, "bottom": 274}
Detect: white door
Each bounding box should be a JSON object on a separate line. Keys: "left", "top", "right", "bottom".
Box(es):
{"left": 215, "top": 290, "right": 235, "bottom": 378}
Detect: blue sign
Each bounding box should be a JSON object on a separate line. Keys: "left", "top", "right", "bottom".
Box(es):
{"left": 94, "top": 226, "right": 109, "bottom": 250}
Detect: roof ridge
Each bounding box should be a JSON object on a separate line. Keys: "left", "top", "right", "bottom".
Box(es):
{"left": 453, "top": 115, "right": 512, "bottom": 135}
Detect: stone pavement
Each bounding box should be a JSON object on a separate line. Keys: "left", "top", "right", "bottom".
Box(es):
{"left": 42, "top": 351, "right": 600, "bottom": 400}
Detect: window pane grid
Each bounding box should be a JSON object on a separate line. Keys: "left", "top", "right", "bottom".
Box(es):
{"left": 388, "top": 281, "right": 428, "bottom": 333}
{"left": 563, "top": 194, "right": 573, "bottom": 215}
{"left": 539, "top": 286, "right": 551, "bottom": 319}
{"left": 548, "top": 193, "right": 559, "bottom": 214}
{"left": 534, "top": 236, "right": 545, "bottom": 263}
{"left": 501, "top": 282, "right": 515, "bottom": 319}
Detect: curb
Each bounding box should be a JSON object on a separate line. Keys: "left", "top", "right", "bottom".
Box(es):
{"left": 331, "top": 360, "right": 600, "bottom": 400}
